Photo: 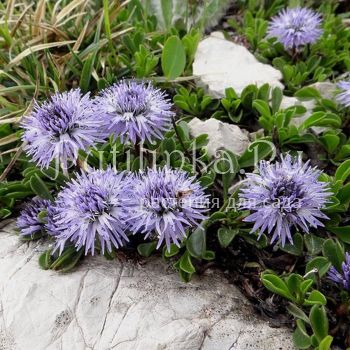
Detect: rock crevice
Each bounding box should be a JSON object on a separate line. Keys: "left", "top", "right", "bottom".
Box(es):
{"left": 0, "top": 222, "right": 294, "bottom": 350}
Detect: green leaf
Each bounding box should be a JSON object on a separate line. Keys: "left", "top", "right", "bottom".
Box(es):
{"left": 238, "top": 139, "right": 274, "bottom": 168}
{"left": 162, "top": 137, "right": 176, "bottom": 154}
{"left": 161, "top": 36, "right": 186, "bottom": 80}
{"left": 217, "top": 227, "right": 239, "bottom": 248}
{"left": 164, "top": 244, "right": 180, "bottom": 258}
{"left": 79, "top": 18, "right": 102, "bottom": 92}
{"left": 322, "top": 239, "right": 345, "bottom": 272}
{"left": 304, "top": 234, "right": 324, "bottom": 256}
{"left": 311, "top": 334, "right": 319, "bottom": 348}
{"left": 271, "top": 87, "right": 283, "bottom": 114}
{"left": 261, "top": 273, "right": 294, "bottom": 301}
{"left": 161, "top": 0, "right": 173, "bottom": 30}
{"left": 252, "top": 99, "right": 271, "bottom": 118}
{"left": 193, "top": 134, "right": 208, "bottom": 149}
{"left": 304, "top": 290, "right": 327, "bottom": 306}
{"left": 293, "top": 320, "right": 312, "bottom": 349}
{"left": 50, "top": 246, "right": 83, "bottom": 271}
{"left": 198, "top": 175, "right": 213, "bottom": 188}
{"left": 328, "top": 226, "right": 350, "bottom": 244}
{"left": 131, "top": 157, "right": 142, "bottom": 171}
{"left": 320, "top": 134, "right": 340, "bottom": 154}
{"left": 178, "top": 268, "right": 192, "bottom": 282}
{"left": 30, "top": 174, "right": 54, "bottom": 200}
{"left": 310, "top": 305, "right": 329, "bottom": 342}
{"left": 300, "top": 279, "right": 314, "bottom": 295}
{"left": 286, "top": 273, "right": 303, "bottom": 295}
{"left": 335, "top": 144, "right": 350, "bottom": 160}
{"left": 305, "top": 257, "right": 331, "bottom": 279}
{"left": 38, "top": 249, "right": 53, "bottom": 270}
{"left": 335, "top": 159, "right": 350, "bottom": 182}
{"left": 209, "top": 212, "right": 227, "bottom": 222}
{"left": 59, "top": 249, "right": 84, "bottom": 273}
{"left": 103, "top": 0, "right": 111, "bottom": 42}
{"left": 0, "top": 208, "right": 11, "bottom": 219}
{"left": 37, "top": 210, "right": 48, "bottom": 224}
{"left": 137, "top": 241, "right": 158, "bottom": 257}
{"left": 202, "top": 250, "right": 215, "bottom": 260}
{"left": 280, "top": 233, "right": 303, "bottom": 256}
{"left": 179, "top": 251, "right": 196, "bottom": 274}
{"left": 286, "top": 303, "right": 310, "bottom": 324}
{"left": 337, "top": 183, "right": 350, "bottom": 205}
{"left": 40, "top": 167, "right": 68, "bottom": 186}
{"left": 294, "top": 87, "right": 321, "bottom": 100}
{"left": 318, "top": 335, "right": 333, "bottom": 350}
{"left": 300, "top": 112, "right": 342, "bottom": 130}
{"left": 186, "top": 227, "right": 206, "bottom": 259}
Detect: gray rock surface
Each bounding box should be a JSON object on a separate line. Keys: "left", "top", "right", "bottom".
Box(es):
{"left": 0, "top": 221, "right": 295, "bottom": 350}
{"left": 193, "top": 32, "right": 283, "bottom": 98}
{"left": 188, "top": 117, "right": 250, "bottom": 158}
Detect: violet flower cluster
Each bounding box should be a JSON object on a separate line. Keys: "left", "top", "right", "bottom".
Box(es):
{"left": 267, "top": 7, "right": 323, "bottom": 50}
{"left": 95, "top": 81, "right": 174, "bottom": 144}
{"left": 328, "top": 253, "right": 350, "bottom": 291}
{"left": 18, "top": 167, "right": 209, "bottom": 255}
{"left": 17, "top": 197, "right": 51, "bottom": 237}
{"left": 336, "top": 81, "right": 350, "bottom": 108}
{"left": 124, "top": 168, "right": 209, "bottom": 249}
{"left": 21, "top": 89, "right": 107, "bottom": 170}
{"left": 239, "top": 155, "right": 331, "bottom": 246}
{"left": 47, "top": 168, "right": 129, "bottom": 255}
{"left": 21, "top": 82, "right": 173, "bottom": 169}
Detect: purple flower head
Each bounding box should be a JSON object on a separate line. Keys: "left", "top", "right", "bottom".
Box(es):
{"left": 336, "top": 81, "right": 350, "bottom": 108}
{"left": 17, "top": 197, "right": 51, "bottom": 236}
{"left": 95, "top": 81, "right": 174, "bottom": 144}
{"left": 267, "top": 7, "right": 322, "bottom": 50}
{"left": 124, "top": 167, "right": 209, "bottom": 251}
{"left": 22, "top": 89, "right": 107, "bottom": 169}
{"left": 239, "top": 154, "right": 331, "bottom": 246}
{"left": 328, "top": 253, "right": 350, "bottom": 291}
{"left": 47, "top": 168, "right": 129, "bottom": 255}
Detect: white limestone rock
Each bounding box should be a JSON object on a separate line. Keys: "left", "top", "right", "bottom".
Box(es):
{"left": 0, "top": 221, "right": 295, "bottom": 350}
{"left": 280, "top": 95, "right": 315, "bottom": 127}
{"left": 188, "top": 117, "right": 250, "bottom": 157}
{"left": 309, "top": 82, "right": 337, "bottom": 100}
{"left": 280, "top": 82, "right": 337, "bottom": 113}
{"left": 193, "top": 32, "right": 284, "bottom": 98}
{"left": 280, "top": 82, "right": 337, "bottom": 134}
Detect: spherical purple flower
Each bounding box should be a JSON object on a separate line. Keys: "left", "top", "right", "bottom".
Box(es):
{"left": 124, "top": 167, "right": 209, "bottom": 251}
{"left": 239, "top": 155, "right": 331, "bottom": 246}
{"left": 267, "top": 7, "right": 322, "bottom": 50}
{"left": 22, "top": 89, "right": 107, "bottom": 169}
{"left": 336, "top": 81, "right": 350, "bottom": 108}
{"left": 17, "top": 197, "right": 51, "bottom": 236}
{"left": 47, "top": 168, "right": 129, "bottom": 255}
{"left": 328, "top": 253, "right": 350, "bottom": 291}
{"left": 95, "top": 81, "right": 174, "bottom": 144}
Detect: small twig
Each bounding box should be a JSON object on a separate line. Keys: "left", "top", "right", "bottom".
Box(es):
{"left": 290, "top": 47, "right": 299, "bottom": 63}
{"left": 272, "top": 127, "right": 281, "bottom": 158}
{"left": 0, "top": 142, "right": 25, "bottom": 182}
{"left": 134, "top": 139, "right": 141, "bottom": 158}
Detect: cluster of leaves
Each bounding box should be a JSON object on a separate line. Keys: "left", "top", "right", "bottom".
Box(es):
{"left": 229, "top": 0, "right": 350, "bottom": 93}
{"left": 1, "top": 1, "right": 350, "bottom": 349}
